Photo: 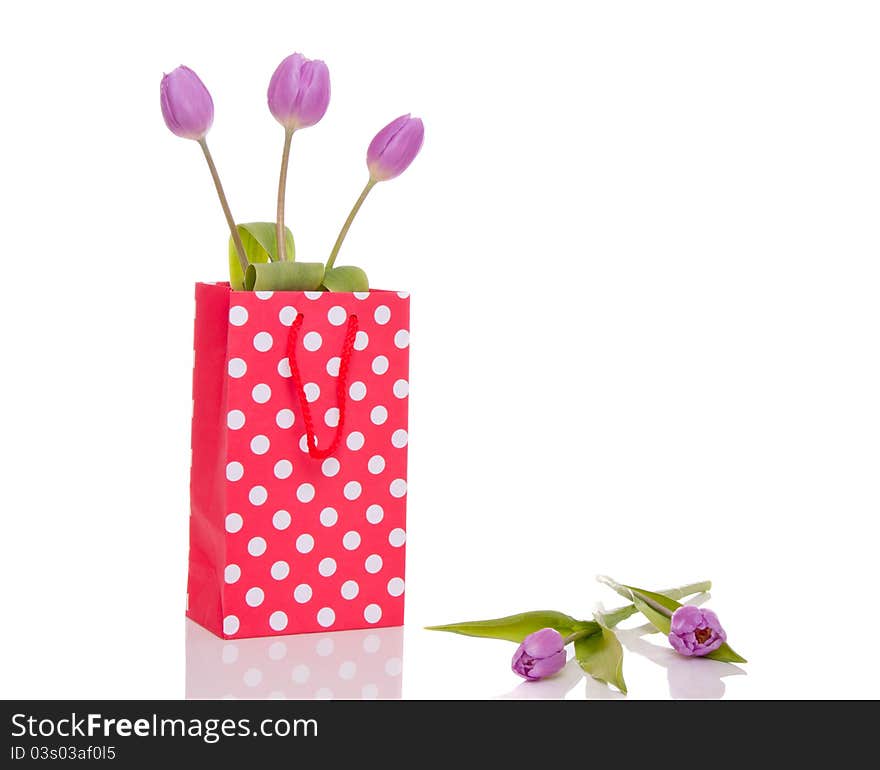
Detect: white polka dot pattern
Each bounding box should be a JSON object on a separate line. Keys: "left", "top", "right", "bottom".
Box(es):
{"left": 192, "top": 287, "right": 409, "bottom": 639}
{"left": 183, "top": 622, "right": 405, "bottom": 699}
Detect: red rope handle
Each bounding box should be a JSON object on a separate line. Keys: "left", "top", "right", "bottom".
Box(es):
{"left": 287, "top": 312, "right": 359, "bottom": 460}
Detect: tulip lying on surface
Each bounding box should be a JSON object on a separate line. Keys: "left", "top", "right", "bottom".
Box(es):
{"left": 428, "top": 578, "right": 745, "bottom": 694}
{"left": 596, "top": 575, "right": 746, "bottom": 664}
{"left": 511, "top": 628, "right": 568, "bottom": 681}
{"left": 668, "top": 605, "right": 727, "bottom": 657}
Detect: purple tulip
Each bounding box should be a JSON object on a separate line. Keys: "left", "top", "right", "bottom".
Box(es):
{"left": 267, "top": 53, "right": 331, "bottom": 130}
{"left": 511, "top": 628, "right": 567, "bottom": 681}
{"left": 668, "top": 605, "right": 727, "bottom": 657}
{"left": 160, "top": 64, "right": 247, "bottom": 271}
{"left": 160, "top": 66, "right": 214, "bottom": 141}
{"left": 367, "top": 114, "right": 424, "bottom": 182}
{"left": 324, "top": 114, "right": 425, "bottom": 270}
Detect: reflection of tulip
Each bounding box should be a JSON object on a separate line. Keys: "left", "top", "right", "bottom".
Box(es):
{"left": 160, "top": 66, "right": 214, "bottom": 140}
{"left": 668, "top": 606, "right": 727, "bottom": 657}
{"left": 325, "top": 114, "right": 425, "bottom": 270}
{"left": 367, "top": 114, "right": 425, "bottom": 182}
{"left": 511, "top": 628, "right": 567, "bottom": 681}
{"left": 160, "top": 65, "right": 247, "bottom": 272}
{"left": 267, "top": 53, "right": 331, "bottom": 262}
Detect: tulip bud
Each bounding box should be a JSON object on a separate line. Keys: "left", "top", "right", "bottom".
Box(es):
{"left": 160, "top": 66, "right": 214, "bottom": 141}
{"left": 367, "top": 114, "right": 424, "bottom": 182}
{"left": 668, "top": 606, "right": 727, "bottom": 657}
{"left": 267, "top": 53, "right": 331, "bottom": 131}
{"left": 511, "top": 628, "right": 568, "bottom": 681}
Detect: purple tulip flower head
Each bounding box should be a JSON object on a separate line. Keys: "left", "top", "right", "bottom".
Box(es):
{"left": 160, "top": 66, "right": 214, "bottom": 141}
{"left": 511, "top": 628, "right": 567, "bottom": 681}
{"left": 267, "top": 53, "right": 331, "bottom": 131}
{"left": 367, "top": 114, "right": 424, "bottom": 182}
{"left": 668, "top": 605, "right": 727, "bottom": 657}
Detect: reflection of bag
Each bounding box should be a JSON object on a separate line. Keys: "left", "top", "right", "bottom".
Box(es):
{"left": 185, "top": 621, "right": 404, "bottom": 699}
{"left": 187, "top": 283, "right": 410, "bottom": 639}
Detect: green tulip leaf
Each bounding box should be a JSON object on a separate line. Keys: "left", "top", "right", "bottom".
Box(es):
{"left": 245, "top": 261, "right": 325, "bottom": 292}
{"left": 623, "top": 584, "right": 748, "bottom": 664}
{"left": 576, "top": 622, "right": 627, "bottom": 694}
{"left": 426, "top": 611, "right": 598, "bottom": 644}
{"left": 322, "top": 266, "right": 370, "bottom": 293}
{"left": 229, "top": 223, "right": 296, "bottom": 290}
{"left": 701, "top": 642, "right": 748, "bottom": 664}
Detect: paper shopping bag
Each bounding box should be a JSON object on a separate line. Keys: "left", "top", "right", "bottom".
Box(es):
{"left": 187, "top": 283, "right": 410, "bottom": 639}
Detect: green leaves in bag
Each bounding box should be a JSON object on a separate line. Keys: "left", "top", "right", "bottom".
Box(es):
{"left": 228, "top": 222, "right": 294, "bottom": 290}
{"left": 227, "top": 222, "right": 326, "bottom": 291}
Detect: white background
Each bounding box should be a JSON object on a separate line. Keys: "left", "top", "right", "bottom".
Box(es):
{"left": 1, "top": 0, "right": 878, "bottom": 700}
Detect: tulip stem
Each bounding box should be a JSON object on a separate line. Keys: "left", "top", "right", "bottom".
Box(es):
{"left": 326, "top": 178, "right": 377, "bottom": 271}
{"left": 276, "top": 128, "right": 294, "bottom": 262}
{"left": 602, "top": 580, "right": 673, "bottom": 618}
{"left": 562, "top": 629, "right": 596, "bottom": 645}
{"left": 597, "top": 579, "right": 711, "bottom": 628}
{"left": 199, "top": 139, "right": 248, "bottom": 275}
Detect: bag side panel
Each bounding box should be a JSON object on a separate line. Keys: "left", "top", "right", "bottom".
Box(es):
{"left": 187, "top": 282, "right": 232, "bottom": 636}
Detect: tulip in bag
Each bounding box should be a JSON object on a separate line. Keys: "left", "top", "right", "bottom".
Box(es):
{"left": 187, "top": 284, "right": 410, "bottom": 639}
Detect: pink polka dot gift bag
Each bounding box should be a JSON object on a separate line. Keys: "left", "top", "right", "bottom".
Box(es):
{"left": 161, "top": 53, "right": 423, "bottom": 639}
{"left": 188, "top": 286, "right": 410, "bottom": 639}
